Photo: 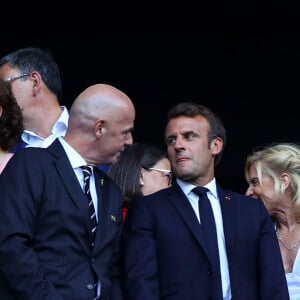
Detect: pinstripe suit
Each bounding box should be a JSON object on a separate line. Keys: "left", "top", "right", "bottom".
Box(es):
{"left": 0, "top": 139, "right": 123, "bottom": 300}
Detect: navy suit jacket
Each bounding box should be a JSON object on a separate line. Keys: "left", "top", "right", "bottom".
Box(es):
{"left": 122, "top": 182, "right": 289, "bottom": 300}
{"left": 0, "top": 139, "right": 123, "bottom": 300}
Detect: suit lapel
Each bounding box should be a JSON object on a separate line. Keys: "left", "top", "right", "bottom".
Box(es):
{"left": 216, "top": 185, "right": 237, "bottom": 255}
{"left": 93, "top": 168, "right": 120, "bottom": 243}
{"left": 48, "top": 140, "right": 94, "bottom": 242}
{"left": 94, "top": 168, "right": 106, "bottom": 227}
{"left": 168, "top": 184, "right": 213, "bottom": 261}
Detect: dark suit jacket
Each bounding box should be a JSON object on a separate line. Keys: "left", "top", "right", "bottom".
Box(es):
{"left": 0, "top": 139, "right": 123, "bottom": 300}
{"left": 122, "top": 182, "right": 289, "bottom": 300}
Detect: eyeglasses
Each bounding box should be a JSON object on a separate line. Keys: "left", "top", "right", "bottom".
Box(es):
{"left": 4, "top": 73, "right": 31, "bottom": 83}
{"left": 148, "top": 167, "right": 173, "bottom": 185}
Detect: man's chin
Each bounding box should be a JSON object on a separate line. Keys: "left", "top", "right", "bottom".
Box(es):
{"left": 111, "top": 155, "right": 121, "bottom": 165}
{"left": 176, "top": 169, "right": 194, "bottom": 181}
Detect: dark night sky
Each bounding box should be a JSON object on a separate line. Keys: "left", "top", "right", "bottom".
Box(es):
{"left": 2, "top": 33, "right": 299, "bottom": 193}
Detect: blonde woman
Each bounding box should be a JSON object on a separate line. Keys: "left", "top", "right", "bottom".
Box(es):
{"left": 245, "top": 143, "right": 300, "bottom": 300}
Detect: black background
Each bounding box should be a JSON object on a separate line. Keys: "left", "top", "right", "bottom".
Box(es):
{"left": 2, "top": 33, "right": 299, "bottom": 193}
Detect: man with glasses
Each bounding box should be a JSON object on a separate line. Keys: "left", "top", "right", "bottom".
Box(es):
{"left": 0, "top": 47, "right": 69, "bottom": 151}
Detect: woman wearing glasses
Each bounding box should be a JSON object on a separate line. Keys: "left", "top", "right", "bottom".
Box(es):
{"left": 108, "top": 142, "right": 172, "bottom": 221}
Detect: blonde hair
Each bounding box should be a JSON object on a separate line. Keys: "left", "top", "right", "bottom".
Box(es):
{"left": 245, "top": 143, "right": 300, "bottom": 223}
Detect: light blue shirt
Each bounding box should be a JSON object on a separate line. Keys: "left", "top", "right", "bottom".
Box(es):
{"left": 22, "top": 106, "right": 69, "bottom": 148}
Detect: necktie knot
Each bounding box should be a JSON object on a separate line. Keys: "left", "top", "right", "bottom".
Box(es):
{"left": 81, "top": 165, "right": 92, "bottom": 177}
{"left": 192, "top": 186, "right": 209, "bottom": 197}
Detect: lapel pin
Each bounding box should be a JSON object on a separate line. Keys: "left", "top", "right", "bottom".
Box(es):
{"left": 111, "top": 215, "right": 116, "bottom": 222}
{"left": 225, "top": 196, "right": 231, "bottom": 201}
{"left": 100, "top": 179, "right": 104, "bottom": 187}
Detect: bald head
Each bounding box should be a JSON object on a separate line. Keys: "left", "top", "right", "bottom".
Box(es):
{"left": 70, "top": 84, "right": 134, "bottom": 124}
{"left": 64, "top": 83, "right": 136, "bottom": 165}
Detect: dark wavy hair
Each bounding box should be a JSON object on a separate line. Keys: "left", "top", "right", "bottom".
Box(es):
{"left": 0, "top": 79, "right": 24, "bottom": 151}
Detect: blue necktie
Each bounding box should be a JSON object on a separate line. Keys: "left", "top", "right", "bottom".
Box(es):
{"left": 193, "top": 186, "right": 222, "bottom": 299}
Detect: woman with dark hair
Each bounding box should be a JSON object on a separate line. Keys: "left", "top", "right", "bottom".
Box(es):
{"left": 108, "top": 142, "right": 172, "bottom": 220}
{"left": 0, "top": 78, "right": 23, "bottom": 173}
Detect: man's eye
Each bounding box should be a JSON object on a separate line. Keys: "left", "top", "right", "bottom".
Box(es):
{"left": 166, "top": 137, "right": 176, "bottom": 145}
{"left": 122, "top": 129, "right": 133, "bottom": 140}
{"left": 186, "top": 133, "right": 196, "bottom": 140}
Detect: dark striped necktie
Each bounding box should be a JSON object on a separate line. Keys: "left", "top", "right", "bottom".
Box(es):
{"left": 81, "top": 166, "right": 97, "bottom": 244}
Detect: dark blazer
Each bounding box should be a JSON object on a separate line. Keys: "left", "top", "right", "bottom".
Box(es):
{"left": 122, "top": 182, "right": 289, "bottom": 300}
{"left": 0, "top": 139, "right": 123, "bottom": 300}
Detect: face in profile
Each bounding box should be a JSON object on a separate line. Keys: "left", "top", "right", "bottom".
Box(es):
{"left": 140, "top": 157, "right": 172, "bottom": 196}
{"left": 245, "top": 165, "right": 278, "bottom": 213}
{"left": 96, "top": 105, "right": 135, "bottom": 165}
{"left": 0, "top": 65, "right": 31, "bottom": 112}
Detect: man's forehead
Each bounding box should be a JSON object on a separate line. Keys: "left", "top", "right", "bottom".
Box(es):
{"left": 167, "top": 115, "right": 208, "bottom": 129}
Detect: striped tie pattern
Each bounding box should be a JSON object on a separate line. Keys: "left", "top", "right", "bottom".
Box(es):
{"left": 81, "top": 166, "right": 97, "bottom": 243}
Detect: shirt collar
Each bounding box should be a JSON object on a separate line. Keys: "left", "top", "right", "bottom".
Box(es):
{"left": 22, "top": 106, "right": 69, "bottom": 144}
{"left": 52, "top": 106, "right": 69, "bottom": 135}
{"left": 177, "top": 177, "right": 218, "bottom": 199}
{"left": 58, "top": 137, "right": 86, "bottom": 169}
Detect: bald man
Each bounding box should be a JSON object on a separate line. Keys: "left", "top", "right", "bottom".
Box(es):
{"left": 0, "top": 84, "right": 135, "bottom": 300}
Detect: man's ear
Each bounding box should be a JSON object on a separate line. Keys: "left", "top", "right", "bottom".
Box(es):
{"left": 210, "top": 136, "right": 223, "bottom": 155}
{"left": 94, "top": 119, "right": 105, "bottom": 137}
{"left": 31, "top": 71, "right": 42, "bottom": 96}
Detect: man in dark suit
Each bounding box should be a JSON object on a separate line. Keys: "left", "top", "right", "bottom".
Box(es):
{"left": 122, "top": 102, "right": 289, "bottom": 299}
{"left": 0, "top": 83, "right": 135, "bottom": 300}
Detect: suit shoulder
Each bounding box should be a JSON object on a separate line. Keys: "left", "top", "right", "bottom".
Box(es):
{"left": 8, "top": 147, "right": 49, "bottom": 163}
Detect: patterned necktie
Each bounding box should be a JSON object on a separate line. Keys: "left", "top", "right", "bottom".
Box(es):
{"left": 81, "top": 166, "right": 97, "bottom": 244}
{"left": 192, "top": 186, "right": 222, "bottom": 299}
